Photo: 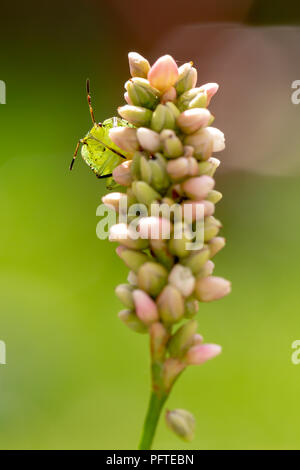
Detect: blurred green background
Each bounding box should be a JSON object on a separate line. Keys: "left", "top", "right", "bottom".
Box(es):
{"left": 1, "top": 0, "right": 300, "bottom": 450}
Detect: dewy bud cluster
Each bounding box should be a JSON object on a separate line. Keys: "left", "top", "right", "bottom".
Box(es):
{"left": 102, "top": 52, "right": 231, "bottom": 443}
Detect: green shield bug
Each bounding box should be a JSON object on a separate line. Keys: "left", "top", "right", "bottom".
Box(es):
{"left": 70, "top": 80, "right": 132, "bottom": 188}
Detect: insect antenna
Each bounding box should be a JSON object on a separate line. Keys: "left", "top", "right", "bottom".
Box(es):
{"left": 86, "top": 79, "right": 98, "bottom": 126}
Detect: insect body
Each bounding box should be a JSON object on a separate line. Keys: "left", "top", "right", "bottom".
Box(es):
{"left": 71, "top": 80, "right": 132, "bottom": 187}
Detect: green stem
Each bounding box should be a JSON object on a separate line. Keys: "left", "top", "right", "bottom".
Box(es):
{"left": 138, "top": 391, "right": 168, "bottom": 450}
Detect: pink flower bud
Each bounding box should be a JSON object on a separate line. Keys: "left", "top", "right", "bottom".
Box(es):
{"left": 185, "top": 127, "right": 225, "bottom": 160}
{"left": 112, "top": 160, "right": 133, "bottom": 187}
{"left": 168, "top": 264, "right": 195, "bottom": 297}
{"left": 161, "top": 87, "right": 177, "bottom": 103}
{"left": 167, "top": 157, "right": 189, "bottom": 181}
{"left": 116, "top": 245, "right": 126, "bottom": 258}
{"left": 138, "top": 216, "right": 172, "bottom": 240}
{"left": 199, "top": 83, "right": 219, "bottom": 105}
{"left": 124, "top": 91, "right": 133, "bottom": 105}
{"left": 109, "top": 223, "right": 148, "bottom": 250}
{"left": 192, "top": 333, "right": 204, "bottom": 345}
{"left": 133, "top": 289, "right": 159, "bottom": 325}
{"left": 186, "top": 157, "right": 199, "bottom": 176}
{"left": 209, "top": 237, "right": 226, "bottom": 258}
{"left": 128, "top": 52, "right": 150, "bottom": 78}
{"left": 182, "top": 199, "right": 214, "bottom": 222}
{"left": 196, "top": 260, "right": 215, "bottom": 278}
{"left": 181, "top": 175, "right": 215, "bottom": 200}
{"left": 127, "top": 270, "right": 138, "bottom": 286}
{"left": 195, "top": 276, "right": 231, "bottom": 302}
{"left": 148, "top": 55, "right": 179, "bottom": 92}
{"left": 157, "top": 285, "right": 185, "bottom": 324}
{"left": 136, "top": 127, "right": 161, "bottom": 153}
{"left": 102, "top": 192, "right": 126, "bottom": 212}
{"left": 177, "top": 108, "right": 212, "bottom": 134}
{"left": 109, "top": 127, "right": 139, "bottom": 153}
{"left": 185, "top": 343, "right": 221, "bottom": 365}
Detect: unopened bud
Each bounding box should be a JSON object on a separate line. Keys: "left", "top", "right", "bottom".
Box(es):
{"left": 148, "top": 55, "right": 179, "bottom": 92}
{"left": 102, "top": 192, "right": 127, "bottom": 212}
{"left": 168, "top": 264, "right": 195, "bottom": 297}
{"left": 204, "top": 216, "right": 222, "bottom": 242}
{"left": 168, "top": 223, "right": 194, "bottom": 258}
{"left": 206, "top": 190, "right": 222, "bottom": 204}
{"left": 185, "top": 343, "right": 222, "bottom": 365}
{"left": 165, "top": 409, "right": 195, "bottom": 442}
{"left": 115, "top": 284, "right": 134, "bottom": 308}
{"left": 175, "top": 62, "right": 197, "bottom": 95}
{"left": 181, "top": 246, "right": 210, "bottom": 275}
{"left": 150, "top": 239, "right": 174, "bottom": 271}
{"left": 157, "top": 285, "right": 184, "bottom": 324}
{"left": 150, "top": 322, "right": 169, "bottom": 361}
{"left": 118, "top": 309, "right": 148, "bottom": 333}
{"left": 133, "top": 289, "right": 159, "bottom": 325}
{"left": 130, "top": 152, "right": 142, "bottom": 179}
{"left": 140, "top": 156, "right": 152, "bottom": 184}
{"left": 116, "top": 245, "right": 126, "bottom": 258}
{"left": 166, "top": 156, "right": 198, "bottom": 181}
{"left": 138, "top": 217, "right": 172, "bottom": 240}
{"left": 118, "top": 105, "right": 152, "bottom": 127}
{"left": 109, "top": 127, "right": 139, "bottom": 153}
{"left": 127, "top": 270, "right": 138, "bottom": 286}
{"left": 192, "top": 333, "right": 203, "bottom": 345}
{"left": 186, "top": 157, "right": 199, "bottom": 176}
{"left": 184, "top": 297, "right": 199, "bottom": 318}
{"left": 109, "top": 223, "right": 149, "bottom": 250}
{"left": 119, "top": 248, "right": 150, "bottom": 272}
{"left": 151, "top": 104, "right": 176, "bottom": 132}
{"left": 188, "top": 91, "right": 208, "bottom": 109}
{"left": 128, "top": 52, "right": 150, "bottom": 78}
{"left": 137, "top": 261, "right": 168, "bottom": 297}
{"left": 199, "top": 82, "right": 219, "bottom": 105}
{"left": 125, "top": 77, "right": 160, "bottom": 110}
{"left": 124, "top": 91, "right": 133, "bottom": 105}
{"left": 137, "top": 127, "right": 161, "bottom": 153}
{"left": 168, "top": 319, "right": 198, "bottom": 357}
{"left": 165, "top": 101, "right": 180, "bottom": 119}
{"left": 195, "top": 276, "right": 231, "bottom": 302}
{"left": 167, "top": 157, "right": 188, "bottom": 181}
{"left": 112, "top": 160, "right": 133, "bottom": 187}
{"left": 148, "top": 158, "right": 170, "bottom": 192}
{"left": 182, "top": 175, "right": 215, "bottom": 200}
{"left": 198, "top": 157, "right": 220, "bottom": 176}
{"left": 185, "top": 127, "right": 225, "bottom": 160}
{"left": 160, "top": 130, "right": 183, "bottom": 158}
{"left": 177, "top": 108, "right": 212, "bottom": 134}
{"left": 196, "top": 259, "right": 215, "bottom": 278}
{"left": 183, "top": 145, "right": 194, "bottom": 158}
{"left": 208, "top": 237, "right": 226, "bottom": 257}
{"left": 132, "top": 181, "right": 160, "bottom": 206}
{"left": 161, "top": 86, "right": 177, "bottom": 103}
{"left": 177, "top": 87, "right": 207, "bottom": 111}
{"left": 181, "top": 199, "right": 214, "bottom": 222}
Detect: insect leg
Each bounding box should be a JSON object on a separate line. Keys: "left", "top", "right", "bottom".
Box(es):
{"left": 96, "top": 173, "right": 113, "bottom": 179}
{"left": 88, "top": 135, "right": 126, "bottom": 159}
{"left": 69, "top": 139, "right": 86, "bottom": 170}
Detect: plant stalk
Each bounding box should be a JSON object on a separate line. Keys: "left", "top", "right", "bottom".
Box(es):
{"left": 138, "top": 390, "right": 168, "bottom": 450}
